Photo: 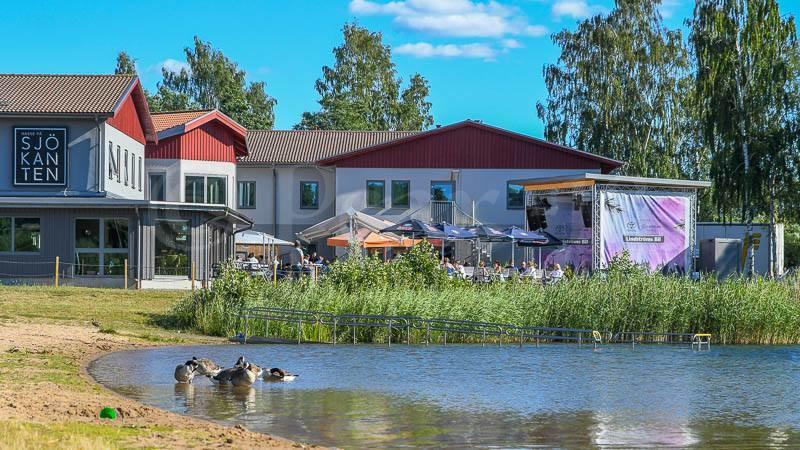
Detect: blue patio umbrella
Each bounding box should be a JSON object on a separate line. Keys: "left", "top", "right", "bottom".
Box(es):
{"left": 468, "top": 225, "right": 510, "bottom": 242}
{"left": 381, "top": 219, "right": 446, "bottom": 239}
{"left": 436, "top": 223, "right": 478, "bottom": 240}
{"left": 503, "top": 226, "right": 549, "bottom": 266}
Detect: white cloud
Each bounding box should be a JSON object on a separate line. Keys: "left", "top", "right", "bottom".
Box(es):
{"left": 658, "top": 0, "right": 680, "bottom": 19}
{"left": 349, "top": 0, "right": 547, "bottom": 38}
{"left": 551, "top": 0, "right": 605, "bottom": 20}
{"left": 500, "top": 38, "right": 522, "bottom": 49}
{"left": 157, "top": 58, "right": 190, "bottom": 74}
{"left": 395, "top": 42, "right": 497, "bottom": 59}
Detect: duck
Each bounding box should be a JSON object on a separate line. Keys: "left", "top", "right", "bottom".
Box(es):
{"left": 192, "top": 357, "right": 222, "bottom": 377}
{"left": 265, "top": 367, "right": 298, "bottom": 382}
{"left": 174, "top": 359, "right": 198, "bottom": 383}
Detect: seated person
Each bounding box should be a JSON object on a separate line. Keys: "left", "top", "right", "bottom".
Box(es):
{"left": 550, "top": 263, "right": 564, "bottom": 281}
{"left": 455, "top": 260, "right": 467, "bottom": 277}
{"left": 473, "top": 260, "right": 490, "bottom": 282}
{"left": 247, "top": 253, "right": 259, "bottom": 263}
{"left": 442, "top": 257, "right": 455, "bottom": 275}
{"left": 492, "top": 260, "right": 503, "bottom": 274}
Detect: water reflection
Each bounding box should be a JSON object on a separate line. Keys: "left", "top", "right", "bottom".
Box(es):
{"left": 90, "top": 344, "right": 800, "bottom": 448}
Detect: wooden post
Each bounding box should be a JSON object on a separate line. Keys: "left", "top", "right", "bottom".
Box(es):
{"left": 273, "top": 261, "right": 278, "bottom": 287}
{"left": 124, "top": 259, "right": 128, "bottom": 290}
{"left": 191, "top": 262, "right": 196, "bottom": 290}
{"left": 54, "top": 256, "right": 59, "bottom": 287}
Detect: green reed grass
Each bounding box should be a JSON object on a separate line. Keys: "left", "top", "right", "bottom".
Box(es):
{"left": 173, "top": 247, "right": 800, "bottom": 345}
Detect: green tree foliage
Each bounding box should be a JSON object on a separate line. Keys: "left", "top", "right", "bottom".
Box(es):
{"left": 114, "top": 52, "right": 137, "bottom": 75}
{"left": 149, "top": 36, "right": 277, "bottom": 129}
{"left": 688, "top": 0, "right": 800, "bottom": 224}
{"left": 296, "top": 23, "right": 433, "bottom": 131}
{"left": 537, "top": 0, "right": 693, "bottom": 178}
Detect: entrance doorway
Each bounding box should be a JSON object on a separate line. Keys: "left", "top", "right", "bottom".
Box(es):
{"left": 155, "top": 220, "right": 191, "bottom": 276}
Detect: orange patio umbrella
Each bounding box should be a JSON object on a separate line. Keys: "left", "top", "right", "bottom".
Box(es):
{"left": 327, "top": 228, "right": 423, "bottom": 248}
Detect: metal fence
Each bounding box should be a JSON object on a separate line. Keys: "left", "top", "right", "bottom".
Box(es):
{"left": 236, "top": 306, "right": 710, "bottom": 349}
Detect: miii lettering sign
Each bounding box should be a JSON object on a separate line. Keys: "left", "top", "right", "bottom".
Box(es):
{"left": 14, "top": 127, "right": 68, "bottom": 186}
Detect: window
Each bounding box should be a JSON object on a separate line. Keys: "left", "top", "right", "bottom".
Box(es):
{"left": 123, "top": 149, "right": 129, "bottom": 186}
{"left": 391, "top": 180, "right": 410, "bottom": 208}
{"left": 185, "top": 176, "right": 227, "bottom": 204}
{"left": 238, "top": 181, "right": 256, "bottom": 208}
{"left": 431, "top": 181, "right": 455, "bottom": 202}
{"left": 300, "top": 181, "right": 319, "bottom": 209}
{"left": 138, "top": 157, "right": 143, "bottom": 192}
{"left": 185, "top": 176, "right": 205, "bottom": 203}
{"left": 366, "top": 180, "right": 385, "bottom": 208}
{"left": 155, "top": 220, "right": 191, "bottom": 276}
{"left": 14, "top": 218, "right": 41, "bottom": 253}
{"left": 206, "top": 177, "right": 226, "bottom": 205}
{"left": 0, "top": 218, "right": 11, "bottom": 252}
{"left": 149, "top": 173, "right": 165, "bottom": 201}
{"left": 74, "top": 218, "right": 129, "bottom": 276}
{"left": 116, "top": 146, "right": 121, "bottom": 182}
{"left": 107, "top": 141, "right": 117, "bottom": 180}
{"left": 0, "top": 218, "right": 40, "bottom": 253}
{"left": 130, "top": 153, "right": 135, "bottom": 190}
{"left": 507, "top": 182, "right": 525, "bottom": 209}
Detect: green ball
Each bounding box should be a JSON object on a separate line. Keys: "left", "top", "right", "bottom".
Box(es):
{"left": 99, "top": 407, "right": 117, "bottom": 420}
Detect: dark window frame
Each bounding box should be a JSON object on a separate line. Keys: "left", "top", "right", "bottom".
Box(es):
{"left": 238, "top": 180, "right": 257, "bottom": 209}
{"left": 149, "top": 173, "right": 166, "bottom": 202}
{"left": 391, "top": 180, "right": 410, "bottom": 208}
{"left": 300, "top": 181, "right": 319, "bottom": 209}
{"left": 0, "top": 217, "right": 41, "bottom": 254}
{"left": 506, "top": 181, "right": 525, "bottom": 210}
{"left": 73, "top": 218, "right": 130, "bottom": 277}
{"left": 366, "top": 180, "right": 386, "bottom": 208}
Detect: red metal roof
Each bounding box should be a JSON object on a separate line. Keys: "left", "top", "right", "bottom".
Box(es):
{"left": 148, "top": 109, "right": 247, "bottom": 160}
{"left": 318, "top": 121, "right": 623, "bottom": 173}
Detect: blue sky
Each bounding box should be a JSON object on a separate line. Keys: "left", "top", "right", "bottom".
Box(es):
{"left": 1, "top": 1, "right": 798, "bottom": 136}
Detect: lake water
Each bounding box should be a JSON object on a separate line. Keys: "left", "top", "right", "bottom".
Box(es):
{"left": 89, "top": 344, "right": 800, "bottom": 448}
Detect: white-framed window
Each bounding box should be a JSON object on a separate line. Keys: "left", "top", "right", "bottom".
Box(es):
{"left": 116, "top": 146, "right": 121, "bottom": 183}
{"left": 0, "top": 217, "right": 41, "bottom": 254}
{"left": 130, "top": 152, "right": 136, "bottom": 190}
{"left": 366, "top": 180, "right": 385, "bottom": 208}
{"left": 74, "top": 218, "right": 129, "bottom": 276}
{"left": 184, "top": 175, "right": 227, "bottom": 205}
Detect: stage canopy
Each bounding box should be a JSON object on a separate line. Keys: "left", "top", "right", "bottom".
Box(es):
{"left": 297, "top": 209, "right": 397, "bottom": 243}
{"left": 511, "top": 173, "right": 711, "bottom": 273}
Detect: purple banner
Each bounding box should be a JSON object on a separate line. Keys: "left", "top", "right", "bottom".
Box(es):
{"left": 600, "top": 192, "right": 688, "bottom": 272}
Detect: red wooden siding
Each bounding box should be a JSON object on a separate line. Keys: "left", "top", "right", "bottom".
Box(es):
{"left": 107, "top": 94, "right": 146, "bottom": 144}
{"left": 146, "top": 121, "right": 238, "bottom": 163}
{"left": 323, "top": 122, "right": 620, "bottom": 173}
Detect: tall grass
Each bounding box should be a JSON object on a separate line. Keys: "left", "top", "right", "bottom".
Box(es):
{"left": 173, "top": 245, "right": 800, "bottom": 345}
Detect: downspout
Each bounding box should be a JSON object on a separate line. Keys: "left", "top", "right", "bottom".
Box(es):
{"left": 135, "top": 207, "right": 142, "bottom": 288}
{"left": 95, "top": 116, "right": 103, "bottom": 194}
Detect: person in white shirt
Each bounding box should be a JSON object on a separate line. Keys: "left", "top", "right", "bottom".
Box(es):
{"left": 550, "top": 263, "right": 564, "bottom": 282}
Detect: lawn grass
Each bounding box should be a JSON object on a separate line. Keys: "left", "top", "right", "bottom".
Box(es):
{"left": 0, "top": 286, "right": 188, "bottom": 342}
{"left": 0, "top": 286, "right": 220, "bottom": 449}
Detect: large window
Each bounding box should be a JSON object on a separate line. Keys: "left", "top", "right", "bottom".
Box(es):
{"left": 185, "top": 175, "right": 226, "bottom": 204}
{"left": 149, "top": 173, "right": 165, "bottom": 201}
{"left": 300, "top": 181, "right": 319, "bottom": 209}
{"left": 155, "top": 220, "right": 191, "bottom": 276}
{"left": 431, "top": 181, "right": 455, "bottom": 202}
{"left": 0, "top": 218, "right": 34, "bottom": 253}
{"left": 238, "top": 181, "right": 256, "bottom": 209}
{"left": 207, "top": 177, "right": 226, "bottom": 205}
{"left": 391, "top": 180, "right": 410, "bottom": 208}
{"left": 507, "top": 182, "right": 525, "bottom": 209}
{"left": 366, "top": 180, "right": 385, "bottom": 208}
{"left": 74, "top": 218, "right": 128, "bottom": 276}
{"left": 185, "top": 176, "right": 205, "bottom": 203}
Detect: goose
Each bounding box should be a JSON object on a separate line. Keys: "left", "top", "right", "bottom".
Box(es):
{"left": 192, "top": 357, "right": 222, "bottom": 377}
{"left": 265, "top": 367, "right": 298, "bottom": 382}
{"left": 211, "top": 356, "right": 254, "bottom": 385}
{"left": 230, "top": 362, "right": 262, "bottom": 387}
{"left": 174, "top": 359, "right": 198, "bottom": 383}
